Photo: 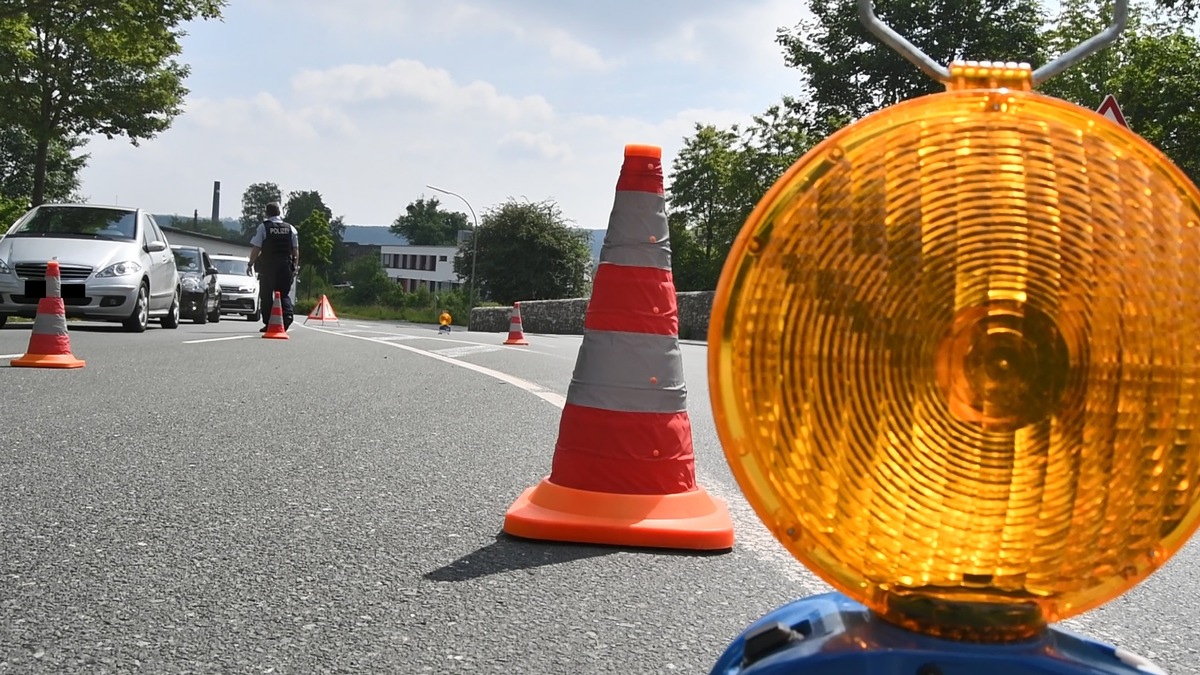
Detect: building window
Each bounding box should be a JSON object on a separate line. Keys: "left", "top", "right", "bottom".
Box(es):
{"left": 439, "top": 255, "right": 447, "bottom": 262}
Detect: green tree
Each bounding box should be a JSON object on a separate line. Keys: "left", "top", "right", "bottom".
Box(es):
{"left": 283, "top": 190, "right": 332, "bottom": 233}
{"left": 239, "top": 181, "right": 281, "bottom": 240}
{"left": 776, "top": 0, "right": 1048, "bottom": 135}
{"left": 0, "top": 0, "right": 226, "bottom": 205}
{"left": 346, "top": 254, "right": 393, "bottom": 305}
{"left": 668, "top": 124, "right": 742, "bottom": 259}
{"left": 1039, "top": 0, "right": 1200, "bottom": 184}
{"left": 665, "top": 101, "right": 818, "bottom": 290}
{"left": 391, "top": 196, "right": 469, "bottom": 245}
{"left": 297, "top": 209, "right": 334, "bottom": 270}
{"left": 0, "top": 194, "right": 25, "bottom": 227}
{"left": 0, "top": 124, "right": 88, "bottom": 205}
{"left": 454, "top": 197, "right": 591, "bottom": 305}
{"left": 327, "top": 214, "right": 349, "bottom": 280}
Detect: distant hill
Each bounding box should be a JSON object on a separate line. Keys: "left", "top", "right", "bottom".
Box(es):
{"left": 342, "top": 225, "right": 407, "bottom": 246}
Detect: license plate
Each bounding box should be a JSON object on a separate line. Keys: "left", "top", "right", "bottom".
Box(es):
{"left": 24, "top": 281, "right": 86, "bottom": 299}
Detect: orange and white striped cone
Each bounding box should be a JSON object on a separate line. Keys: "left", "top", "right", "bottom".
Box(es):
{"left": 503, "top": 143, "right": 734, "bottom": 551}
{"left": 262, "top": 291, "right": 289, "bottom": 340}
{"left": 11, "top": 260, "right": 85, "bottom": 369}
{"left": 503, "top": 302, "right": 529, "bottom": 345}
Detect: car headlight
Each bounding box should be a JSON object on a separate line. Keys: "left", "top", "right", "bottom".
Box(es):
{"left": 238, "top": 285, "right": 255, "bottom": 293}
{"left": 0, "top": 259, "right": 10, "bottom": 275}
{"left": 181, "top": 276, "right": 205, "bottom": 292}
{"left": 96, "top": 261, "right": 142, "bottom": 278}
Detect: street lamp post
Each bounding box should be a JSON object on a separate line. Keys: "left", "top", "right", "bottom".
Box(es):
{"left": 425, "top": 184, "right": 479, "bottom": 313}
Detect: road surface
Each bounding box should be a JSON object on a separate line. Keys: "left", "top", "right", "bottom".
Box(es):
{"left": 1, "top": 318, "right": 1196, "bottom": 673}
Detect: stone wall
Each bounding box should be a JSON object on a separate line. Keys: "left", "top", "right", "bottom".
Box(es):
{"left": 470, "top": 291, "right": 716, "bottom": 341}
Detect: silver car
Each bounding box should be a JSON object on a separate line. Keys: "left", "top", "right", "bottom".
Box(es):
{"left": 0, "top": 203, "right": 181, "bottom": 332}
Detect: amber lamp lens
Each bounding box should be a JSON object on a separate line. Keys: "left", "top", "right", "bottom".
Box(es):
{"left": 708, "top": 88, "right": 1200, "bottom": 642}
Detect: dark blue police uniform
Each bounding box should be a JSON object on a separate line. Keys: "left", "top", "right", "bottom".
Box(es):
{"left": 258, "top": 218, "right": 296, "bottom": 328}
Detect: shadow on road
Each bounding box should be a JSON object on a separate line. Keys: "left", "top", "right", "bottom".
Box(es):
{"left": 426, "top": 532, "right": 731, "bottom": 582}
{"left": 426, "top": 533, "right": 616, "bottom": 582}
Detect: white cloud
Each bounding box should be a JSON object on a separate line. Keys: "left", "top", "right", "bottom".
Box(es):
{"left": 76, "top": 1, "right": 810, "bottom": 228}
{"left": 291, "top": 59, "right": 555, "bottom": 123}
{"left": 496, "top": 131, "right": 573, "bottom": 162}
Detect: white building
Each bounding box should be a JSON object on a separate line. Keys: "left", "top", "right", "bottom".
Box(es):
{"left": 380, "top": 244, "right": 463, "bottom": 293}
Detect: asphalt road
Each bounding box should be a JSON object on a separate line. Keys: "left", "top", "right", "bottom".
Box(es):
{"left": 0, "top": 316, "right": 1197, "bottom": 674}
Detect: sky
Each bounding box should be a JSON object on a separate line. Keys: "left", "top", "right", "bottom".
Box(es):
{"left": 73, "top": 0, "right": 813, "bottom": 229}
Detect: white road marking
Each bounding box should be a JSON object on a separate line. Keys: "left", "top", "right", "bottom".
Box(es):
{"left": 297, "top": 324, "right": 568, "bottom": 408}
{"left": 0, "top": 353, "right": 24, "bottom": 359}
{"left": 433, "top": 344, "right": 503, "bottom": 358}
{"left": 183, "top": 335, "right": 256, "bottom": 344}
{"left": 296, "top": 322, "right": 802, "bottom": 576}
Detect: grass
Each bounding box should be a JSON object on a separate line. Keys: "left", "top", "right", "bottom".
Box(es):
{"left": 294, "top": 297, "right": 464, "bottom": 326}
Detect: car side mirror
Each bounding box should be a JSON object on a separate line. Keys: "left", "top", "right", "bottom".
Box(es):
{"left": 147, "top": 240, "right": 166, "bottom": 252}
{"left": 206, "top": 266, "right": 219, "bottom": 275}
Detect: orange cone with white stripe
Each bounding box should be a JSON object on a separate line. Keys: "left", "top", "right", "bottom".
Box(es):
{"left": 263, "top": 291, "right": 289, "bottom": 340}
{"left": 503, "top": 302, "right": 529, "bottom": 345}
{"left": 11, "top": 260, "right": 85, "bottom": 369}
{"left": 503, "top": 143, "right": 734, "bottom": 551}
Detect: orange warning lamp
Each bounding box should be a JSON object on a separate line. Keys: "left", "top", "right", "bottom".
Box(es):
{"left": 708, "top": 4, "right": 1200, "bottom": 646}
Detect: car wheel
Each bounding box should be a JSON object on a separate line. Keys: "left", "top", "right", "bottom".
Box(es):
{"left": 246, "top": 312, "right": 257, "bottom": 321}
{"left": 123, "top": 283, "right": 149, "bottom": 333}
{"left": 208, "top": 298, "right": 221, "bottom": 323}
{"left": 161, "top": 287, "right": 180, "bottom": 329}
{"left": 0, "top": 316, "right": 6, "bottom": 329}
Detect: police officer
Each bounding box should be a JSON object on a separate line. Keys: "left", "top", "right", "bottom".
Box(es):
{"left": 246, "top": 202, "right": 299, "bottom": 332}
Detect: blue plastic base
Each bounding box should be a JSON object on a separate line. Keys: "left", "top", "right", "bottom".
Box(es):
{"left": 710, "top": 593, "right": 1165, "bottom": 675}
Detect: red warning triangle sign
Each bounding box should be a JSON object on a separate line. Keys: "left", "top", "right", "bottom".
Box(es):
{"left": 304, "top": 294, "right": 341, "bottom": 325}
{"left": 1096, "top": 94, "right": 1128, "bottom": 128}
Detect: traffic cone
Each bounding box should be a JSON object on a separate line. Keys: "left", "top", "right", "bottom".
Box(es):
{"left": 11, "top": 260, "right": 85, "bottom": 369}
{"left": 503, "top": 302, "right": 529, "bottom": 345}
{"left": 503, "top": 143, "right": 734, "bottom": 551}
{"left": 263, "top": 291, "right": 289, "bottom": 340}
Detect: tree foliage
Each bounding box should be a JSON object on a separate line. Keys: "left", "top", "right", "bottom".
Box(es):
{"left": 346, "top": 254, "right": 393, "bottom": 306}
{"left": 239, "top": 181, "right": 281, "bottom": 240}
{"left": 283, "top": 190, "right": 332, "bottom": 233}
{"left": 390, "top": 196, "right": 469, "bottom": 246}
{"left": 297, "top": 209, "right": 334, "bottom": 270}
{"left": 666, "top": 99, "right": 818, "bottom": 290}
{"left": 0, "top": 0, "right": 226, "bottom": 205}
{"left": 0, "top": 124, "right": 87, "bottom": 206}
{"left": 1039, "top": 0, "right": 1200, "bottom": 183}
{"left": 776, "top": 0, "right": 1047, "bottom": 135}
{"left": 454, "top": 198, "right": 592, "bottom": 306}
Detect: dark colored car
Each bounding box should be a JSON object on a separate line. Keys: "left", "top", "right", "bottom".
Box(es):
{"left": 171, "top": 245, "right": 221, "bottom": 324}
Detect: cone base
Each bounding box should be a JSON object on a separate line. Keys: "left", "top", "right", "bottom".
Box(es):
{"left": 262, "top": 331, "right": 289, "bottom": 340}
{"left": 10, "top": 352, "right": 85, "bottom": 368}
{"left": 503, "top": 477, "right": 735, "bottom": 551}
{"left": 504, "top": 336, "right": 529, "bottom": 345}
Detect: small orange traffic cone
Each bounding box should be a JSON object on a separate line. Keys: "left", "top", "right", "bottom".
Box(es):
{"left": 503, "top": 143, "right": 734, "bottom": 551}
{"left": 263, "top": 291, "right": 289, "bottom": 340}
{"left": 503, "top": 302, "right": 529, "bottom": 345}
{"left": 304, "top": 294, "right": 340, "bottom": 325}
{"left": 11, "top": 260, "right": 85, "bottom": 369}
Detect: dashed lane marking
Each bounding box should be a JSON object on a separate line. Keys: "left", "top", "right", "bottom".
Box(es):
{"left": 183, "top": 335, "right": 257, "bottom": 344}
{"left": 433, "top": 344, "right": 504, "bottom": 358}
{"left": 297, "top": 324, "right": 568, "bottom": 408}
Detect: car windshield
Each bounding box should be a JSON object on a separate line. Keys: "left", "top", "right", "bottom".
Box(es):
{"left": 173, "top": 249, "right": 201, "bottom": 272}
{"left": 212, "top": 258, "right": 252, "bottom": 276}
{"left": 7, "top": 205, "right": 138, "bottom": 240}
